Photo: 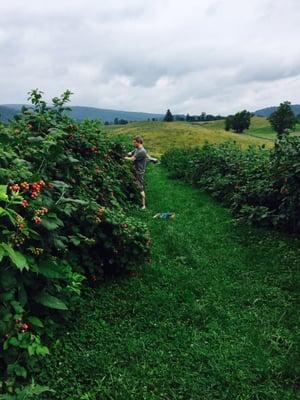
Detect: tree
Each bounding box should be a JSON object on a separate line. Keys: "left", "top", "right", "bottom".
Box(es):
{"left": 225, "top": 115, "right": 234, "bottom": 131}
{"left": 269, "top": 101, "right": 297, "bottom": 138}
{"left": 114, "top": 117, "right": 119, "bottom": 125}
{"left": 164, "top": 109, "right": 174, "bottom": 122}
{"left": 225, "top": 110, "right": 251, "bottom": 133}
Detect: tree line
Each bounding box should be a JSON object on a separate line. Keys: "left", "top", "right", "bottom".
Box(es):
{"left": 163, "top": 109, "right": 224, "bottom": 122}
{"left": 224, "top": 101, "right": 298, "bottom": 137}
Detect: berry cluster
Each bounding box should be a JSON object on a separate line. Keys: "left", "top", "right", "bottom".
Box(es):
{"left": 32, "top": 207, "right": 48, "bottom": 225}
{"left": 16, "top": 215, "right": 25, "bottom": 231}
{"left": 95, "top": 207, "right": 105, "bottom": 224}
{"left": 18, "top": 322, "right": 29, "bottom": 333}
{"left": 9, "top": 184, "right": 20, "bottom": 193}
{"left": 96, "top": 207, "right": 105, "bottom": 217}
{"left": 89, "top": 146, "right": 98, "bottom": 154}
{"left": 20, "top": 181, "right": 30, "bottom": 190}
{"left": 30, "top": 180, "right": 45, "bottom": 199}
{"left": 32, "top": 216, "right": 42, "bottom": 224}
{"left": 33, "top": 247, "right": 44, "bottom": 256}
{"left": 280, "top": 187, "right": 289, "bottom": 195}
{"left": 36, "top": 207, "right": 48, "bottom": 216}
{"left": 12, "top": 234, "right": 26, "bottom": 247}
{"left": 21, "top": 199, "right": 29, "bottom": 208}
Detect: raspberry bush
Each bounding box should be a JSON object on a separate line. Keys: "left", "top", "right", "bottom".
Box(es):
{"left": 162, "top": 138, "right": 300, "bottom": 233}
{"left": 0, "top": 90, "right": 150, "bottom": 396}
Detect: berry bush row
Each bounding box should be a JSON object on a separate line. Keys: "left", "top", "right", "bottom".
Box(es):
{"left": 161, "top": 138, "right": 300, "bottom": 233}
{"left": 0, "top": 90, "right": 150, "bottom": 397}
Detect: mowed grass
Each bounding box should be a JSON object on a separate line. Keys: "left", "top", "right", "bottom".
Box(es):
{"left": 105, "top": 120, "right": 271, "bottom": 157}
{"left": 38, "top": 165, "right": 300, "bottom": 400}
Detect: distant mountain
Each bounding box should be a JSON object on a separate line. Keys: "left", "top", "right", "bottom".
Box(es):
{"left": 0, "top": 106, "right": 18, "bottom": 122}
{"left": 254, "top": 104, "right": 300, "bottom": 118}
{"left": 0, "top": 104, "right": 164, "bottom": 123}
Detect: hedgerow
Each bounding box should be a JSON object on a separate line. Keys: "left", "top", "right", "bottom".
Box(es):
{"left": 162, "top": 138, "right": 300, "bottom": 233}
{"left": 0, "top": 90, "right": 150, "bottom": 397}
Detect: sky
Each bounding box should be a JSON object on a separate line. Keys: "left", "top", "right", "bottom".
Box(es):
{"left": 0, "top": 0, "right": 300, "bottom": 115}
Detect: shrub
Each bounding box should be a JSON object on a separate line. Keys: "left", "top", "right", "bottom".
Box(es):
{"left": 0, "top": 90, "right": 150, "bottom": 395}
{"left": 162, "top": 138, "right": 300, "bottom": 233}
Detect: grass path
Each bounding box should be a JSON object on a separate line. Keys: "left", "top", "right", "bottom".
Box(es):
{"left": 38, "top": 165, "right": 299, "bottom": 400}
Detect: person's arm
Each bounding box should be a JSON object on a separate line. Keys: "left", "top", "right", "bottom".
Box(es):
{"left": 124, "top": 150, "right": 136, "bottom": 161}
{"left": 124, "top": 155, "right": 136, "bottom": 161}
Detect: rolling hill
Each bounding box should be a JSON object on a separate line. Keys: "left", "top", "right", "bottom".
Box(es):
{"left": 106, "top": 119, "right": 273, "bottom": 156}
{"left": 254, "top": 104, "right": 300, "bottom": 117}
{"left": 0, "top": 104, "right": 164, "bottom": 123}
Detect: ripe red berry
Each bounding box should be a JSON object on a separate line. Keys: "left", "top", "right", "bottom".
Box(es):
{"left": 33, "top": 216, "right": 42, "bottom": 224}
{"left": 20, "top": 323, "right": 29, "bottom": 332}
{"left": 21, "top": 199, "right": 29, "bottom": 208}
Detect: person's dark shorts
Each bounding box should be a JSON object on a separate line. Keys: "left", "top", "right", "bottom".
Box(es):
{"left": 134, "top": 172, "right": 145, "bottom": 192}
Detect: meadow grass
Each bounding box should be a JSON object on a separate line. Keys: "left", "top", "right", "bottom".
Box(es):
{"left": 106, "top": 118, "right": 300, "bottom": 156}
{"left": 38, "top": 165, "right": 300, "bottom": 400}
{"left": 105, "top": 120, "right": 271, "bottom": 157}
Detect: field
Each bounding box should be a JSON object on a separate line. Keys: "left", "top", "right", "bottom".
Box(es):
{"left": 1, "top": 99, "right": 299, "bottom": 399}
{"left": 37, "top": 164, "right": 300, "bottom": 399}
{"left": 106, "top": 117, "right": 300, "bottom": 156}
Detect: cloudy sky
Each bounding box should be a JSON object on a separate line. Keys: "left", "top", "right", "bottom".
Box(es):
{"left": 0, "top": 0, "right": 299, "bottom": 114}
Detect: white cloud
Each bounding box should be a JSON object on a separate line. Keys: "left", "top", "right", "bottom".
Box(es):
{"left": 0, "top": 0, "right": 299, "bottom": 114}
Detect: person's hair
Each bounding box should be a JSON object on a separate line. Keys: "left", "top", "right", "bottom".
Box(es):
{"left": 133, "top": 136, "right": 143, "bottom": 144}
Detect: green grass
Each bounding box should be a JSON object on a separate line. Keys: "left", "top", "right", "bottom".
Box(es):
{"left": 37, "top": 165, "right": 300, "bottom": 400}
{"left": 105, "top": 120, "right": 272, "bottom": 157}
{"left": 106, "top": 119, "right": 300, "bottom": 156}
{"left": 201, "top": 117, "right": 300, "bottom": 141}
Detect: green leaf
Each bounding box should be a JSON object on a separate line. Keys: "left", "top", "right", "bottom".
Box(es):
{"left": 18, "top": 283, "right": 28, "bottom": 307}
{"left": 67, "top": 155, "right": 80, "bottom": 163}
{"left": 14, "top": 364, "right": 27, "bottom": 378}
{"left": 0, "top": 244, "right": 29, "bottom": 271}
{"left": 53, "top": 237, "right": 67, "bottom": 250}
{"left": 37, "top": 259, "right": 65, "bottom": 279}
{"left": 41, "top": 215, "right": 64, "bottom": 231}
{"left": 10, "top": 300, "right": 24, "bottom": 314}
{"left": 0, "top": 185, "right": 8, "bottom": 201}
{"left": 27, "top": 316, "right": 44, "bottom": 328}
{"left": 0, "top": 269, "right": 17, "bottom": 289}
{"left": 0, "top": 245, "right": 4, "bottom": 262}
{"left": 35, "top": 292, "right": 68, "bottom": 310}
{"left": 8, "top": 337, "right": 19, "bottom": 347}
{"left": 36, "top": 345, "right": 50, "bottom": 356}
{"left": 27, "top": 344, "right": 35, "bottom": 357}
{"left": 69, "top": 235, "right": 81, "bottom": 246}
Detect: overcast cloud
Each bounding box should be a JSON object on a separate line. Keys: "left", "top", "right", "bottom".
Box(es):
{"left": 0, "top": 0, "right": 299, "bottom": 114}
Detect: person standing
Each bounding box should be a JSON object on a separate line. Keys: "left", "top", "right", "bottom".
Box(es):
{"left": 125, "top": 136, "right": 148, "bottom": 209}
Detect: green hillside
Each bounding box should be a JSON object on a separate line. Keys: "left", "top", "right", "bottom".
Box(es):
{"left": 106, "top": 118, "right": 300, "bottom": 156}
{"left": 106, "top": 119, "right": 272, "bottom": 156}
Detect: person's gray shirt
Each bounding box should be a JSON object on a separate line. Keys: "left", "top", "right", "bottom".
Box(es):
{"left": 132, "top": 146, "right": 147, "bottom": 174}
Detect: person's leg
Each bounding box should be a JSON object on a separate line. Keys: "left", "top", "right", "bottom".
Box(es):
{"left": 141, "top": 190, "right": 146, "bottom": 208}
